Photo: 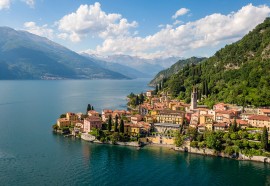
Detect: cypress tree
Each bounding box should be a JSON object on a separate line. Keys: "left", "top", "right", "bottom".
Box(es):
{"left": 135, "top": 95, "right": 139, "bottom": 106}
{"left": 261, "top": 126, "right": 268, "bottom": 150}
{"left": 87, "top": 104, "right": 91, "bottom": 112}
{"left": 120, "top": 118, "right": 124, "bottom": 133}
{"left": 91, "top": 106, "right": 94, "bottom": 110}
{"left": 107, "top": 115, "right": 112, "bottom": 131}
{"left": 155, "top": 84, "right": 158, "bottom": 94}
{"left": 114, "top": 115, "right": 119, "bottom": 132}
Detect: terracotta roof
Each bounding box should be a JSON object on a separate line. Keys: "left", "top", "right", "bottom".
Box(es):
{"left": 248, "top": 115, "right": 270, "bottom": 121}
{"left": 261, "top": 109, "right": 270, "bottom": 113}
{"left": 214, "top": 123, "right": 227, "bottom": 127}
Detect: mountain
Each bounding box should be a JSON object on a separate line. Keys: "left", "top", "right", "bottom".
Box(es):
{"left": 160, "top": 18, "right": 270, "bottom": 107}
{"left": 81, "top": 53, "right": 150, "bottom": 78}
{"left": 87, "top": 54, "right": 181, "bottom": 77}
{"left": 149, "top": 57, "right": 206, "bottom": 86}
{"left": 0, "top": 27, "right": 129, "bottom": 80}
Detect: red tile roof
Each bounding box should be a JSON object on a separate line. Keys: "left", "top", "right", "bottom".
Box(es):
{"left": 248, "top": 115, "right": 270, "bottom": 121}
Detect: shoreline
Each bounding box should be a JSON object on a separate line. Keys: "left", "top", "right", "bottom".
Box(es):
{"left": 57, "top": 131, "right": 270, "bottom": 164}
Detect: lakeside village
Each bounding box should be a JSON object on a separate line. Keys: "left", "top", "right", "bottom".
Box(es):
{"left": 52, "top": 88, "right": 270, "bottom": 163}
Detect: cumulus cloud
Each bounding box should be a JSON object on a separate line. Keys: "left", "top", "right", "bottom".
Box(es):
{"left": 24, "top": 22, "right": 54, "bottom": 39}
{"left": 24, "top": 0, "right": 35, "bottom": 8}
{"left": 58, "top": 2, "right": 137, "bottom": 42}
{"left": 0, "top": 0, "right": 11, "bottom": 10}
{"left": 172, "top": 8, "right": 190, "bottom": 19}
{"left": 86, "top": 4, "right": 270, "bottom": 59}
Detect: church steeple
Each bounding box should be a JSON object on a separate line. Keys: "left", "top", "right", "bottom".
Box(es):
{"left": 190, "top": 87, "right": 197, "bottom": 110}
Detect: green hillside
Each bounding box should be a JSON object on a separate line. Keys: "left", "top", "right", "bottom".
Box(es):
{"left": 149, "top": 57, "right": 206, "bottom": 86}
{"left": 160, "top": 18, "right": 270, "bottom": 107}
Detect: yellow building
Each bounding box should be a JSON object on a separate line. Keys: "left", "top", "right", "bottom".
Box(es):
{"left": 156, "top": 110, "right": 184, "bottom": 124}
{"left": 57, "top": 118, "right": 71, "bottom": 128}
{"left": 66, "top": 112, "right": 78, "bottom": 121}
{"left": 199, "top": 114, "right": 214, "bottom": 131}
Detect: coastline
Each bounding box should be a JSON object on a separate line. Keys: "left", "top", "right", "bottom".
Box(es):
{"left": 69, "top": 132, "right": 270, "bottom": 164}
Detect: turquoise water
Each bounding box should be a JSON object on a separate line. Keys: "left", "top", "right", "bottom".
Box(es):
{"left": 0, "top": 79, "right": 269, "bottom": 186}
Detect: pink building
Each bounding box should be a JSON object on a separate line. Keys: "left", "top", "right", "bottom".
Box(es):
{"left": 83, "top": 117, "right": 102, "bottom": 133}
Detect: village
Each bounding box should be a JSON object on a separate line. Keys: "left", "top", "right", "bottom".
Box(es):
{"left": 53, "top": 87, "right": 270, "bottom": 149}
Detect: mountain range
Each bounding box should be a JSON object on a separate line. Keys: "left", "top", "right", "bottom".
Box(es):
{"left": 0, "top": 26, "right": 182, "bottom": 80}
{"left": 0, "top": 27, "right": 129, "bottom": 80}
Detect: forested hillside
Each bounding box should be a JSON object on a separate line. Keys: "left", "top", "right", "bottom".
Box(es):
{"left": 149, "top": 57, "right": 206, "bottom": 86}
{"left": 159, "top": 18, "right": 270, "bottom": 107}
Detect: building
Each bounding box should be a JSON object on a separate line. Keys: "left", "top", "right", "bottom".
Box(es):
{"left": 102, "top": 109, "right": 113, "bottom": 122}
{"left": 258, "top": 109, "right": 270, "bottom": 117}
{"left": 66, "top": 112, "right": 78, "bottom": 121}
{"left": 213, "top": 103, "right": 228, "bottom": 111}
{"left": 83, "top": 117, "right": 102, "bottom": 133}
{"left": 146, "top": 90, "right": 153, "bottom": 97}
{"left": 190, "top": 87, "right": 197, "bottom": 110}
{"left": 57, "top": 118, "right": 70, "bottom": 128}
{"left": 131, "top": 114, "right": 143, "bottom": 124}
{"left": 156, "top": 110, "right": 184, "bottom": 124}
{"left": 215, "top": 110, "right": 236, "bottom": 123}
{"left": 153, "top": 123, "right": 180, "bottom": 134}
{"left": 248, "top": 115, "right": 270, "bottom": 130}
{"left": 213, "top": 123, "right": 228, "bottom": 131}
{"left": 88, "top": 110, "right": 99, "bottom": 117}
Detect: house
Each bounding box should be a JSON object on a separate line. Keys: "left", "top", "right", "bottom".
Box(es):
{"left": 199, "top": 114, "right": 214, "bottom": 131}
{"left": 248, "top": 115, "right": 270, "bottom": 130}
{"left": 124, "top": 122, "right": 150, "bottom": 136}
{"left": 213, "top": 103, "right": 228, "bottom": 111}
{"left": 57, "top": 118, "right": 70, "bottom": 128}
{"left": 213, "top": 123, "right": 228, "bottom": 131}
{"left": 258, "top": 109, "right": 270, "bottom": 117}
{"left": 215, "top": 110, "right": 236, "bottom": 123}
{"left": 88, "top": 110, "right": 99, "bottom": 117}
{"left": 156, "top": 110, "right": 184, "bottom": 124}
{"left": 153, "top": 123, "right": 180, "bottom": 134}
{"left": 83, "top": 117, "right": 102, "bottom": 133}
{"left": 102, "top": 109, "right": 113, "bottom": 122}
{"left": 131, "top": 114, "right": 143, "bottom": 124}
{"left": 66, "top": 112, "right": 78, "bottom": 121}
{"left": 146, "top": 90, "right": 153, "bottom": 97}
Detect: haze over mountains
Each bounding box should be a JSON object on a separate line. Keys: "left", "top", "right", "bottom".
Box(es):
{"left": 0, "top": 26, "right": 181, "bottom": 80}
{"left": 82, "top": 53, "right": 181, "bottom": 77}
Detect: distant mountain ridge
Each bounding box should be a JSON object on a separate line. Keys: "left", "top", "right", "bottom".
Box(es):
{"left": 85, "top": 54, "right": 181, "bottom": 77}
{"left": 149, "top": 57, "right": 206, "bottom": 86}
{"left": 0, "top": 27, "right": 129, "bottom": 80}
{"left": 81, "top": 53, "right": 150, "bottom": 78}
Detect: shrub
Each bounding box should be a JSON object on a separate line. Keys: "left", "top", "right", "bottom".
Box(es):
{"left": 190, "top": 141, "right": 198, "bottom": 148}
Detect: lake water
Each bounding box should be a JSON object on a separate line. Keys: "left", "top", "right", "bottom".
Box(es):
{"left": 0, "top": 79, "right": 269, "bottom": 186}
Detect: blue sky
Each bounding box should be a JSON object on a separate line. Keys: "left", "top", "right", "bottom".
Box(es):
{"left": 1, "top": 0, "right": 270, "bottom": 58}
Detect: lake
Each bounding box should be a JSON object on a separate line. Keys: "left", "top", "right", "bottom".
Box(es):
{"left": 0, "top": 79, "right": 269, "bottom": 186}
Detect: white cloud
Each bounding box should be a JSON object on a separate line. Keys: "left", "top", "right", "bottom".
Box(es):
{"left": 0, "top": 0, "right": 11, "bottom": 10}
{"left": 58, "top": 2, "right": 137, "bottom": 42}
{"left": 173, "top": 20, "right": 183, "bottom": 26}
{"left": 24, "top": 22, "right": 54, "bottom": 39}
{"left": 87, "top": 4, "right": 270, "bottom": 59}
{"left": 24, "top": 0, "right": 35, "bottom": 8}
{"left": 172, "top": 8, "right": 190, "bottom": 19}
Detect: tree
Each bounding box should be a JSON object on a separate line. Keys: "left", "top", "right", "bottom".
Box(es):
{"left": 229, "top": 118, "right": 238, "bottom": 132}
{"left": 91, "top": 106, "right": 94, "bottom": 110}
{"left": 120, "top": 118, "right": 124, "bottom": 133}
{"left": 174, "top": 131, "right": 184, "bottom": 147}
{"left": 114, "top": 115, "right": 119, "bottom": 132}
{"left": 261, "top": 126, "right": 268, "bottom": 150}
{"left": 107, "top": 115, "right": 112, "bottom": 131}
{"left": 155, "top": 84, "right": 158, "bottom": 94}
{"left": 87, "top": 104, "right": 91, "bottom": 112}
{"left": 135, "top": 95, "right": 139, "bottom": 106}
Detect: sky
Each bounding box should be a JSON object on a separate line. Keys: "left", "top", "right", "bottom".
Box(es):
{"left": 0, "top": 0, "right": 270, "bottom": 59}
